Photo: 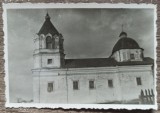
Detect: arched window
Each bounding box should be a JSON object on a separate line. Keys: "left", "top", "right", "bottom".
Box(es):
{"left": 46, "top": 36, "right": 53, "bottom": 49}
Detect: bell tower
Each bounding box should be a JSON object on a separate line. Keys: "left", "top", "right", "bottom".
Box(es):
{"left": 33, "top": 13, "right": 65, "bottom": 68}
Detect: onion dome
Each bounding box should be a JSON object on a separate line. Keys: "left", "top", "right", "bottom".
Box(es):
{"left": 38, "top": 13, "right": 59, "bottom": 36}
{"left": 112, "top": 32, "right": 143, "bottom": 54}
{"left": 119, "top": 31, "right": 127, "bottom": 38}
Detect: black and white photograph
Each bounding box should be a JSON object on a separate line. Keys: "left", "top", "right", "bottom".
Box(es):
{"left": 3, "top": 3, "right": 157, "bottom": 109}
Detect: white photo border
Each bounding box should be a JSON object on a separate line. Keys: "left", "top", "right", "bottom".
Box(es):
{"left": 3, "top": 3, "right": 158, "bottom": 110}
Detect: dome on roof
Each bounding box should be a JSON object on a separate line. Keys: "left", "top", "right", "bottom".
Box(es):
{"left": 112, "top": 37, "right": 142, "bottom": 54}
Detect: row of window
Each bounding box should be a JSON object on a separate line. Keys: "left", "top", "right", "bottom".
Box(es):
{"left": 47, "top": 77, "right": 142, "bottom": 92}
{"left": 123, "top": 53, "right": 143, "bottom": 61}
{"left": 73, "top": 79, "right": 113, "bottom": 90}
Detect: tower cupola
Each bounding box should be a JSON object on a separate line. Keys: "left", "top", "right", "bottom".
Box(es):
{"left": 119, "top": 24, "right": 127, "bottom": 38}
{"left": 38, "top": 13, "right": 59, "bottom": 36}
{"left": 33, "top": 13, "right": 65, "bottom": 69}
{"left": 119, "top": 31, "right": 127, "bottom": 38}
{"left": 45, "top": 12, "right": 50, "bottom": 20}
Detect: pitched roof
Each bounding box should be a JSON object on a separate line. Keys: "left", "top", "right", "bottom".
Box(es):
{"left": 38, "top": 13, "right": 59, "bottom": 36}
{"left": 63, "top": 57, "right": 154, "bottom": 68}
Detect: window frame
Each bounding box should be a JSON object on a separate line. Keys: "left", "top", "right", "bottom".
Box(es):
{"left": 46, "top": 36, "right": 53, "bottom": 49}
{"left": 47, "top": 59, "right": 52, "bottom": 64}
{"left": 89, "top": 80, "right": 95, "bottom": 90}
{"left": 136, "top": 77, "right": 142, "bottom": 86}
{"left": 73, "top": 80, "right": 79, "bottom": 90}
{"left": 47, "top": 82, "right": 54, "bottom": 93}
{"left": 130, "top": 53, "right": 135, "bottom": 60}
{"left": 108, "top": 79, "right": 113, "bottom": 88}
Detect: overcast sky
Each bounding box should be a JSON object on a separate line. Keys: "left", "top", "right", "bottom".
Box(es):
{"left": 6, "top": 8, "right": 155, "bottom": 102}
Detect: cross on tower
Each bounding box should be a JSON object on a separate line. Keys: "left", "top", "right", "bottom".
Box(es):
{"left": 122, "top": 24, "right": 124, "bottom": 32}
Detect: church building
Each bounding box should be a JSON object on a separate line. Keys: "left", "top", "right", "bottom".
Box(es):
{"left": 32, "top": 13, "right": 154, "bottom": 104}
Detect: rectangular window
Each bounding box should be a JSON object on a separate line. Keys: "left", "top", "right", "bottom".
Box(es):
{"left": 136, "top": 77, "right": 142, "bottom": 85}
{"left": 73, "top": 81, "right": 79, "bottom": 90}
{"left": 47, "top": 59, "right": 52, "bottom": 64}
{"left": 108, "top": 79, "right": 113, "bottom": 88}
{"left": 47, "top": 82, "right": 53, "bottom": 92}
{"left": 89, "top": 80, "right": 95, "bottom": 89}
{"left": 130, "top": 54, "right": 135, "bottom": 59}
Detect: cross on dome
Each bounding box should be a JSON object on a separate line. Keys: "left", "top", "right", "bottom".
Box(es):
{"left": 119, "top": 24, "right": 127, "bottom": 38}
